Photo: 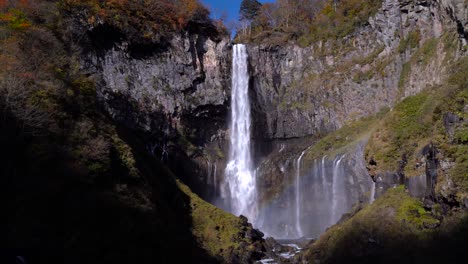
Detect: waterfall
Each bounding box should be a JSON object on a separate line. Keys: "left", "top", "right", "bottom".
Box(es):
{"left": 331, "top": 155, "right": 345, "bottom": 223}
{"left": 213, "top": 162, "right": 217, "bottom": 192}
{"left": 321, "top": 156, "right": 328, "bottom": 199}
{"left": 225, "top": 44, "right": 256, "bottom": 221}
{"left": 295, "top": 149, "right": 307, "bottom": 238}
{"left": 370, "top": 180, "right": 376, "bottom": 204}
{"left": 207, "top": 160, "right": 212, "bottom": 185}
{"left": 258, "top": 152, "right": 367, "bottom": 238}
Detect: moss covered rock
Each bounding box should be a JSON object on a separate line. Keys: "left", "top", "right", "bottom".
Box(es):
{"left": 177, "top": 180, "right": 266, "bottom": 263}
{"left": 300, "top": 185, "right": 467, "bottom": 264}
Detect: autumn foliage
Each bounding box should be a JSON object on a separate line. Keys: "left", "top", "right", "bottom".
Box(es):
{"left": 0, "top": 8, "right": 31, "bottom": 30}
{"left": 0, "top": 0, "right": 7, "bottom": 9}
{"left": 238, "top": 0, "right": 383, "bottom": 45}
{"left": 0, "top": 0, "right": 37, "bottom": 30}
{"left": 61, "top": 0, "right": 216, "bottom": 40}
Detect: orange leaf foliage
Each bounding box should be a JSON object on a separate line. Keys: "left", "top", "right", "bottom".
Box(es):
{"left": 0, "top": 0, "right": 7, "bottom": 9}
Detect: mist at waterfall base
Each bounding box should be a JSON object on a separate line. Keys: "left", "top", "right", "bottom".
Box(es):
{"left": 255, "top": 154, "right": 374, "bottom": 239}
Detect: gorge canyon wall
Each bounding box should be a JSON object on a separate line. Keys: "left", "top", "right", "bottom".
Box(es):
{"left": 75, "top": 0, "right": 466, "bottom": 238}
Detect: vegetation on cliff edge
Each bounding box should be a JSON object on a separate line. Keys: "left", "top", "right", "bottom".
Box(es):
{"left": 366, "top": 56, "right": 468, "bottom": 200}
{"left": 236, "top": 0, "right": 383, "bottom": 45}
{"left": 301, "top": 185, "right": 467, "bottom": 264}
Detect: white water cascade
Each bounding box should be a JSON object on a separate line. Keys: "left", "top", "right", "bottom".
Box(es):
{"left": 331, "top": 155, "right": 346, "bottom": 223}
{"left": 294, "top": 149, "right": 307, "bottom": 237}
{"left": 207, "top": 160, "right": 212, "bottom": 185}
{"left": 321, "top": 156, "right": 328, "bottom": 199}
{"left": 370, "top": 181, "right": 376, "bottom": 204}
{"left": 224, "top": 44, "right": 256, "bottom": 221}
{"left": 213, "top": 162, "right": 217, "bottom": 192}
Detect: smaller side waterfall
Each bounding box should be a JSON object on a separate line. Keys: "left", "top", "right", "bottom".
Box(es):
{"left": 321, "top": 156, "right": 329, "bottom": 200}
{"left": 207, "top": 160, "right": 212, "bottom": 185}
{"left": 257, "top": 148, "right": 371, "bottom": 239}
{"left": 370, "top": 181, "right": 376, "bottom": 204}
{"left": 294, "top": 149, "right": 307, "bottom": 237}
{"left": 213, "top": 162, "right": 217, "bottom": 192}
{"left": 331, "top": 155, "right": 345, "bottom": 223}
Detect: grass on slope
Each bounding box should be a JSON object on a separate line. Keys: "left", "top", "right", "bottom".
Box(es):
{"left": 366, "top": 57, "right": 468, "bottom": 185}
{"left": 304, "top": 113, "right": 384, "bottom": 161}
{"left": 177, "top": 180, "right": 261, "bottom": 261}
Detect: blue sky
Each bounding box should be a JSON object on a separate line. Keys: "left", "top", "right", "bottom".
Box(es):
{"left": 201, "top": 0, "right": 273, "bottom": 22}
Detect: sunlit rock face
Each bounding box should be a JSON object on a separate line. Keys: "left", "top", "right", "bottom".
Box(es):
{"left": 86, "top": 34, "right": 231, "bottom": 134}
{"left": 247, "top": 0, "right": 466, "bottom": 141}
{"left": 245, "top": 0, "right": 466, "bottom": 239}
{"left": 78, "top": 26, "right": 233, "bottom": 200}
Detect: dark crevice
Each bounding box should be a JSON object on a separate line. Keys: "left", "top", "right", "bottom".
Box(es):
{"left": 188, "top": 35, "right": 198, "bottom": 70}
{"left": 127, "top": 41, "right": 170, "bottom": 59}
{"left": 195, "top": 35, "right": 206, "bottom": 73}
{"left": 86, "top": 24, "right": 124, "bottom": 55}
{"left": 182, "top": 75, "right": 206, "bottom": 95}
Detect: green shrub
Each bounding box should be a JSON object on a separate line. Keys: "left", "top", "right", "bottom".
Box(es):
{"left": 397, "top": 194, "right": 440, "bottom": 229}
{"left": 112, "top": 135, "right": 139, "bottom": 178}
{"left": 398, "top": 62, "right": 411, "bottom": 90}
{"left": 454, "top": 127, "right": 468, "bottom": 144}
{"left": 302, "top": 185, "right": 440, "bottom": 263}
{"left": 398, "top": 31, "right": 421, "bottom": 53}
{"left": 391, "top": 93, "right": 431, "bottom": 143}
{"left": 307, "top": 0, "right": 383, "bottom": 42}
{"left": 353, "top": 70, "right": 374, "bottom": 83}
{"left": 353, "top": 46, "right": 385, "bottom": 65}
{"left": 451, "top": 145, "right": 468, "bottom": 193}
{"left": 72, "top": 77, "right": 96, "bottom": 96}
{"left": 412, "top": 38, "right": 438, "bottom": 65}
{"left": 177, "top": 180, "right": 259, "bottom": 261}
{"left": 305, "top": 115, "right": 380, "bottom": 161}
{"left": 0, "top": 9, "right": 31, "bottom": 30}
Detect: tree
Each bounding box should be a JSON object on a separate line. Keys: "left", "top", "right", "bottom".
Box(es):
{"left": 0, "top": 74, "right": 50, "bottom": 134}
{"left": 256, "top": 3, "right": 279, "bottom": 29}
{"left": 239, "top": 0, "right": 261, "bottom": 35}
{"left": 0, "top": 0, "right": 7, "bottom": 10}
{"left": 240, "top": 0, "right": 262, "bottom": 21}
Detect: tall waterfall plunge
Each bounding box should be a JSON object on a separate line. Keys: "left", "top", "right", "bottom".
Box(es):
{"left": 224, "top": 44, "right": 257, "bottom": 221}
{"left": 218, "top": 46, "right": 374, "bottom": 239}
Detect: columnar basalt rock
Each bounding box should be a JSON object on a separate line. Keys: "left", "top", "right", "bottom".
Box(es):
{"left": 247, "top": 0, "right": 466, "bottom": 140}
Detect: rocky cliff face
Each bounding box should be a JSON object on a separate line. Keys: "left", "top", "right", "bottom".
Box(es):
{"left": 66, "top": 10, "right": 273, "bottom": 263}
{"left": 248, "top": 0, "right": 466, "bottom": 239}
{"left": 72, "top": 0, "right": 465, "bottom": 242}
{"left": 248, "top": 0, "right": 465, "bottom": 140}
{"left": 87, "top": 34, "right": 231, "bottom": 134}
{"left": 76, "top": 21, "right": 233, "bottom": 198}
